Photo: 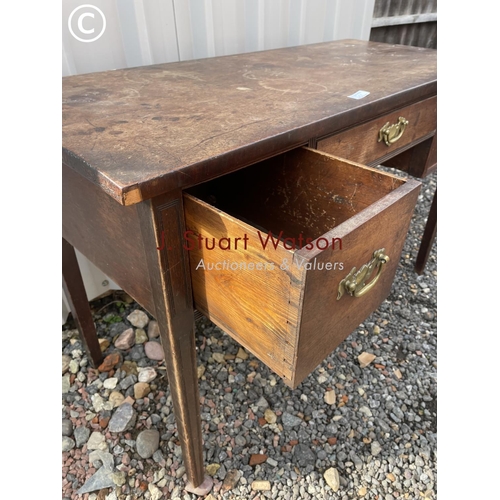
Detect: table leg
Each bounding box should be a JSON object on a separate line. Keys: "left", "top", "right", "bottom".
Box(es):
{"left": 137, "top": 193, "right": 212, "bottom": 494}
{"left": 415, "top": 190, "right": 437, "bottom": 275}
{"left": 62, "top": 237, "right": 103, "bottom": 367}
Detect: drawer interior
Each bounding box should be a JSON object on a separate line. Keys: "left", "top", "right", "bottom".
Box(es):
{"left": 184, "top": 147, "right": 418, "bottom": 387}
{"left": 187, "top": 147, "right": 406, "bottom": 244}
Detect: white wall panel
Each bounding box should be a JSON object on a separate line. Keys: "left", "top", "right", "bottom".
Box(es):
{"left": 62, "top": 0, "right": 375, "bottom": 321}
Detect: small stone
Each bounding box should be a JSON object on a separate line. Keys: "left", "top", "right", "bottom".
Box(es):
{"left": 267, "top": 457, "right": 278, "bottom": 467}
{"left": 197, "top": 365, "right": 206, "bottom": 379}
{"left": 92, "top": 394, "right": 106, "bottom": 412}
{"left": 251, "top": 480, "right": 271, "bottom": 491}
{"left": 359, "top": 486, "right": 367, "bottom": 496}
{"left": 111, "top": 471, "right": 126, "bottom": 486}
{"left": 134, "top": 382, "right": 150, "bottom": 399}
{"left": 147, "top": 321, "right": 160, "bottom": 339}
{"left": 255, "top": 396, "right": 269, "bottom": 409}
{"left": 212, "top": 352, "right": 225, "bottom": 363}
{"left": 264, "top": 408, "right": 277, "bottom": 424}
{"left": 282, "top": 412, "right": 303, "bottom": 428}
{"left": 103, "top": 377, "right": 118, "bottom": 390}
{"left": 294, "top": 444, "right": 315, "bottom": 467}
{"left": 120, "top": 361, "right": 138, "bottom": 376}
{"left": 87, "top": 432, "right": 107, "bottom": 451}
{"left": 386, "top": 473, "right": 396, "bottom": 482}
{"left": 152, "top": 450, "right": 164, "bottom": 464}
{"left": 89, "top": 450, "right": 114, "bottom": 469}
{"left": 74, "top": 426, "right": 91, "bottom": 447}
{"left": 206, "top": 463, "right": 220, "bottom": 476}
{"left": 148, "top": 483, "right": 162, "bottom": 500}
{"left": 62, "top": 436, "right": 75, "bottom": 452}
{"left": 108, "top": 391, "right": 125, "bottom": 408}
{"left": 69, "top": 359, "right": 79, "bottom": 374}
{"left": 62, "top": 354, "right": 71, "bottom": 374}
{"left": 144, "top": 341, "right": 164, "bottom": 361}
{"left": 127, "top": 310, "right": 149, "bottom": 329}
{"left": 236, "top": 347, "right": 249, "bottom": 360}
{"left": 249, "top": 454, "right": 268, "bottom": 466}
{"left": 98, "top": 338, "right": 110, "bottom": 352}
{"left": 222, "top": 469, "right": 241, "bottom": 492}
{"left": 138, "top": 367, "right": 157, "bottom": 383}
{"left": 359, "top": 406, "right": 373, "bottom": 417}
{"left": 62, "top": 419, "right": 73, "bottom": 436}
{"left": 77, "top": 466, "right": 115, "bottom": 494}
{"left": 394, "top": 368, "right": 403, "bottom": 379}
{"left": 98, "top": 353, "right": 120, "bottom": 372}
{"left": 324, "top": 467, "right": 340, "bottom": 492}
{"left": 108, "top": 403, "right": 136, "bottom": 433}
{"left": 135, "top": 328, "right": 148, "bottom": 344}
{"left": 371, "top": 441, "right": 382, "bottom": 456}
{"left": 358, "top": 352, "right": 376, "bottom": 368}
{"left": 186, "top": 476, "right": 214, "bottom": 496}
{"left": 324, "top": 390, "right": 336, "bottom": 405}
{"left": 136, "top": 429, "right": 160, "bottom": 458}
{"left": 62, "top": 374, "right": 70, "bottom": 394}
{"left": 373, "top": 325, "right": 381, "bottom": 334}
{"left": 114, "top": 328, "right": 135, "bottom": 350}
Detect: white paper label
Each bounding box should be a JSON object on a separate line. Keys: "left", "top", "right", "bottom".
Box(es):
{"left": 348, "top": 90, "right": 370, "bottom": 100}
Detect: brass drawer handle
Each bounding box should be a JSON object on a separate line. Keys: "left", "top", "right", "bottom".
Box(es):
{"left": 378, "top": 117, "right": 409, "bottom": 146}
{"left": 337, "top": 249, "right": 389, "bottom": 300}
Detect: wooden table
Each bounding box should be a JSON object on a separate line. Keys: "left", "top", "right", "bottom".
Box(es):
{"left": 62, "top": 39, "right": 436, "bottom": 493}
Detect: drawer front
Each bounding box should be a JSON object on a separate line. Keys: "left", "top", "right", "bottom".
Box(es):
{"left": 316, "top": 96, "right": 437, "bottom": 166}
{"left": 184, "top": 148, "right": 420, "bottom": 388}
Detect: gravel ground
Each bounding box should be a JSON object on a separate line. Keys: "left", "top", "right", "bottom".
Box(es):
{"left": 62, "top": 171, "right": 437, "bottom": 500}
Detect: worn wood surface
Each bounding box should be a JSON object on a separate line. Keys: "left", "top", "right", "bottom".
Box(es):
{"left": 316, "top": 96, "right": 436, "bottom": 167}
{"left": 184, "top": 147, "right": 418, "bottom": 387}
{"left": 62, "top": 39, "right": 436, "bottom": 205}
{"left": 137, "top": 191, "right": 208, "bottom": 489}
{"left": 62, "top": 163, "right": 156, "bottom": 315}
{"left": 62, "top": 238, "right": 103, "bottom": 367}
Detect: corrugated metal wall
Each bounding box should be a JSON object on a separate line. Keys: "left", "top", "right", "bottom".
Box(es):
{"left": 63, "top": 0, "right": 375, "bottom": 76}
{"left": 62, "top": 0, "right": 376, "bottom": 321}
{"left": 369, "top": 0, "right": 437, "bottom": 49}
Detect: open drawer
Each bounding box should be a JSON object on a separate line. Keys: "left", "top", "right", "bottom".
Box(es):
{"left": 183, "top": 148, "right": 420, "bottom": 388}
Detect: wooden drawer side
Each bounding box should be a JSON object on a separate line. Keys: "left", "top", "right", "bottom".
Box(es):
{"left": 183, "top": 193, "right": 305, "bottom": 382}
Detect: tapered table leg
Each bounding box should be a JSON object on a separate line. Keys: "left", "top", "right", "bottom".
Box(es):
{"left": 137, "top": 193, "right": 212, "bottom": 494}
{"left": 62, "top": 238, "right": 103, "bottom": 367}
{"left": 415, "top": 190, "right": 437, "bottom": 275}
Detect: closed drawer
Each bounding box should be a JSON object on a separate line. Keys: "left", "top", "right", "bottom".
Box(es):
{"left": 184, "top": 148, "right": 420, "bottom": 388}
{"left": 317, "top": 96, "right": 437, "bottom": 166}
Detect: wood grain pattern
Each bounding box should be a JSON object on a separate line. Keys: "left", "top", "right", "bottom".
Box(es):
{"left": 317, "top": 96, "right": 436, "bottom": 167}
{"left": 62, "top": 163, "right": 156, "bottom": 315}
{"left": 137, "top": 192, "right": 206, "bottom": 488}
{"left": 62, "top": 39, "right": 436, "bottom": 205}
{"left": 183, "top": 193, "right": 303, "bottom": 382}
{"left": 184, "top": 147, "right": 419, "bottom": 388}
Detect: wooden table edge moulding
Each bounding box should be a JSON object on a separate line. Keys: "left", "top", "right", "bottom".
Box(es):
{"left": 62, "top": 39, "right": 437, "bottom": 493}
